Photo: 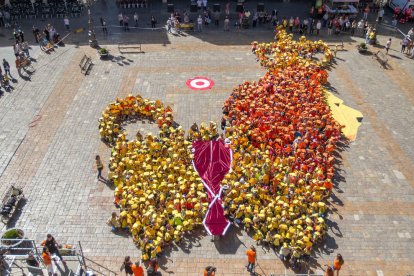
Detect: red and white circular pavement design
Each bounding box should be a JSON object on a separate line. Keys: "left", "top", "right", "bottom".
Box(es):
{"left": 186, "top": 77, "right": 215, "bottom": 90}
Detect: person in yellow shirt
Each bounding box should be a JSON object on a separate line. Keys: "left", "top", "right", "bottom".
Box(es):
{"left": 107, "top": 212, "right": 121, "bottom": 232}
{"left": 95, "top": 155, "right": 104, "bottom": 180}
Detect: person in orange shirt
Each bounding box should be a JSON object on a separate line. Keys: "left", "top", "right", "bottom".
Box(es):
{"left": 203, "top": 266, "right": 216, "bottom": 276}
{"left": 246, "top": 245, "right": 257, "bottom": 273}
{"left": 42, "top": 247, "right": 54, "bottom": 276}
{"left": 131, "top": 261, "right": 144, "bottom": 276}
{"left": 333, "top": 254, "right": 344, "bottom": 276}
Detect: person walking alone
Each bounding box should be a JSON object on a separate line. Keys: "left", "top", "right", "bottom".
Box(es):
{"left": 120, "top": 256, "right": 133, "bottom": 276}
{"left": 385, "top": 38, "right": 391, "bottom": 54}
{"left": 123, "top": 15, "right": 129, "bottom": 31}
{"left": 316, "top": 20, "right": 321, "bottom": 35}
{"left": 166, "top": 18, "right": 172, "bottom": 33}
{"left": 401, "top": 37, "right": 409, "bottom": 53}
{"left": 102, "top": 19, "right": 108, "bottom": 35}
{"left": 245, "top": 245, "right": 257, "bottom": 273}
{"left": 151, "top": 16, "right": 156, "bottom": 30}
{"left": 332, "top": 254, "right": 344, "bottom": 276}
{"left": 64, "top": 16, "right": 70, "bottom": 31}
{"left": 2, "top": 59, "right": 13, "bottom": 79}
{"left": 96, "top": 155, "right": 104, "bottom": 179}
{"left": 133, "top": 12, "right": 139, "bottom": 27}
{"left": 327, "top": 19, "right": 333, "bottom": 35}
{"left": 118, "top": 12, "right": 123, "bottom": 26}
{"left": 197, "top": 15, "right": 203, "bottom": 32}
{"left": 224, "top": 16, "right": 229, "bottom": 31}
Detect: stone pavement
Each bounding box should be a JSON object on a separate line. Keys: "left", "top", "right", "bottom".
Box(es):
{"left": 0, "top": 3, "right": 414, "bottom": 276}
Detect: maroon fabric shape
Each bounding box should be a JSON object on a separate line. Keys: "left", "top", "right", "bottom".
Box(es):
{"left": 192, "top": 140, "right": 232, "bottom": 199}
{"left": 192, "top": 140, "right": 232, "bottom": 236}
{"left": 204, "top": 199, "right": 230, "bottom": 236}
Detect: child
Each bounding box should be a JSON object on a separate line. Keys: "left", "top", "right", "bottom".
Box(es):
{"left": 95, "top": 155, "right": 104, "bottom": 179}
{"left": 385, "top": 38, "right": 391, "bottom": 54}
{"left": 42, "top": 247, "right": 54, "bottom": 276}
{"left": 333, "top": 254, "right": 344, "bottom": 276}
{"left": 107, "top": 211, "right": 121, "bottom": 231}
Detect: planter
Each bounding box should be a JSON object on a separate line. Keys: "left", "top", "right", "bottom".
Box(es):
{"left": 357, "top": 46, "right": 368, "bottom": 53}
{"left": 357, "top": 43, "right": 368, "bottom": 54}
{"left": 98, "top": 48, "right": 109, "bottom": 59}
{"left": 1, "top": 228, "right": 25, "bottom": 248}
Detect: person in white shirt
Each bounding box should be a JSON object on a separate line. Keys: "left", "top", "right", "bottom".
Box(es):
{"left": 385, "top": 38, "right": 391, "bottom": 54}
{"left": 133, "top": 12, "right": 139, "bottom": 27}
{"left": 118, "top": 12, "right": 123, "bottom": 26}
{"left": 166, "top": 18, "right": 172, "bottom": 33}
{"left": 197, "top": 15, "right": 203, "bottom": 32}
{"left": 224, "top": 16, "right": 230, "bottom": 31}
{"left": 377, "top": 8, "right": 384, "bottom": 22}
{"left": 316, "top": 20, "right": 321, "bottom": 35}
{"left": 64, "top": 16, "right": 70, "bottom": 31}
{"left": 357, "top": 19, "right": 364, "bottom": 36}
{"left": 279, "top": 244, "right": 291, "bottom": 262}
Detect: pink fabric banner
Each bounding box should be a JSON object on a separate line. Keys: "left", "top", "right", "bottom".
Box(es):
{"left": 192, "top": 140, "right": 232, "bottom": 236}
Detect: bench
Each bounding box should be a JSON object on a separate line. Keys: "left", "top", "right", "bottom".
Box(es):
{"left": 1, "top": 186, "right": 24, "bottom": 223}
{"left": 79, "top": 55, "right": 92, "bottom": 75}
{"left": 177, "top": 23, "right": 194, "bottom": 31}
{"left": 373, "top": 50, "right": 388, "bottom": 68}
{"left": 118, "top": 43, "right": 142, "bottom": 54}
{"left": 328, "top": 41, "right": 344, "bottom": 51}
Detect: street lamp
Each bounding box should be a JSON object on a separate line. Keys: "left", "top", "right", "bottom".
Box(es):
{"left": 83, "top": 0, "right": 98, "bottom": 48}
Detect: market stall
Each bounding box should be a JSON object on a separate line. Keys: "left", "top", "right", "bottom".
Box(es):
{"left": 325, "top": 0, "right": 359, "bottom": 15}
{"left": 325, "top": 3, "right": 359, "bottom": 14}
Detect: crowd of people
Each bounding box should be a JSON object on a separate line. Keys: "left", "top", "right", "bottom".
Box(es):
{"left": 98, "top": 27, "right": 340, "bottom": 275}
{"left": 219, "top": 28, "right": 339, "bottom": 269}
{"left": 32, "top": 23, "right": 63, "bottom": 50}
{"left": 12, "top": 28, "right": 32, "bottom": 70}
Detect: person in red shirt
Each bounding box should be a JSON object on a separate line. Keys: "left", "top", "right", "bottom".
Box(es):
{"left": 131, "top": 261, "right": 144, "bottom": 276}
{"left": 246, "top": 245, "right": 257, "bottom": 272}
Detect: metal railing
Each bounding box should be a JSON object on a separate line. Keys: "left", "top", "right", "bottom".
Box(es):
{"left": 0, "top": 237, "right": 118, "bottom": 276}
{"left": 75, "top": 241, "right": 117, "bottom": 276}
{"left": 77, "top": 255, "right": 118, "bottom": 276}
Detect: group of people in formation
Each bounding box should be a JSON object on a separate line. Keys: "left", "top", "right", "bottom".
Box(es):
{"left": 100, "top": 27, "right": 341, "bottom": 270}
